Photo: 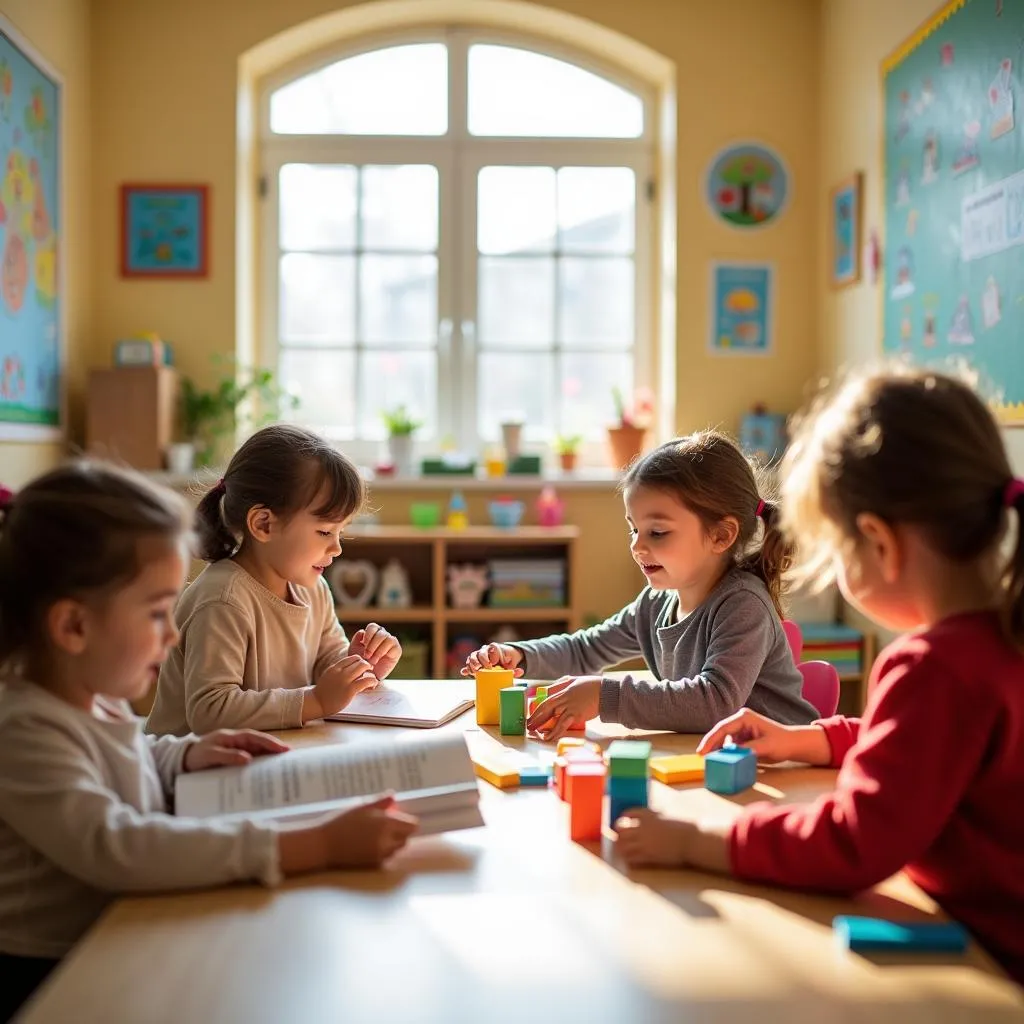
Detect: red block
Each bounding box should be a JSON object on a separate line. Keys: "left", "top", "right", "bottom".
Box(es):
{"left": 558, "top": 748, "right": 603, "bottom": 801}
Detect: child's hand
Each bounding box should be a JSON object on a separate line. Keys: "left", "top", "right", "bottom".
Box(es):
{"left": 183, "top": 729, "right": 289, "bottom": 772}
{"left": 614, "top": 809, "right": 693, "bottom": 868}
{"left": 350, "top": 624, "right": 402, "bottom": 680}
{"left": 309, "top": 654, "right": 378, "bottom": 720}
{"left": 526, "top": 675, "right": 601, "bottom": 741}
{"left": 697, "top": 708, "right": 831, "bottom": 766}
{"left": 320, "top": 794, "right": 419, "bottom": 868}
{"left": 460, "top": 642, "right": 523, "bottom": 677}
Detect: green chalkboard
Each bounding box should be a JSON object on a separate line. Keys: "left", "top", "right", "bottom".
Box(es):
{"left": 883, "top": 0, "right": 1024, "bottom": 423}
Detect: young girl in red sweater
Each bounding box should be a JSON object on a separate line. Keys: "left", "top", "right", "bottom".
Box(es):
{"left": 615, "top": 368, "right": 1024, "bottom": 986}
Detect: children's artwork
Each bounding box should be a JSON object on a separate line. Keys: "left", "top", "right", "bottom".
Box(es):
{"left": 709, "top": 262, "right": 773, "bottom": 356}
{"left": 447, "top": 563, "right": 489, "bottom": 610}
{"left": 0, "top": 19, "right": 62, "bottom": 440}
{"left": 120, "top": 183, "right": 209, "bottom": 277}
{"left": 705, "top": 143, "right": 788, "bottom": 228}
{"left": 882, "top": 0, "right": 1024, "bottom": 423}
{"left": 830, "top": 172, "right": 863, "bottom": 288}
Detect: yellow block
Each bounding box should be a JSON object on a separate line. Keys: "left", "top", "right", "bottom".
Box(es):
{"left": 556, "top": 737, "right": 587, "bottom": 756}
{"left": 650, "top": 754, "right": 705, "bottom": 784}
{"left": 473, "top": 759, "right": 520, "bottom": 789}
{"left": 475, "top": 667, "right": 513, "bottom": 725}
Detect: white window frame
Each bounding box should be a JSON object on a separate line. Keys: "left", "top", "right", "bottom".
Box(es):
{"left": 259, "top": 27, "right": 655, "bottom": 467}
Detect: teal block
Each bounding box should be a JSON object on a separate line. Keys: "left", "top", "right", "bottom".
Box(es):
{"left": 608, "top": 775, "right": 648, "bottom": 804}
{"left": 499, "top": 686, "right": 525, "bottom": 736}
{"left": 606, "top": 739, "right": 652, "bottom": 779}
{"left": 704, "top": 745, "right": 756, "bottom": 794}
{"left": 518, "top": 765, "right": 551, "bottom": 787}
{"left": 833, "top": 916, "right": 968, "bottom": 954}
{"left": 609, "top": 790, "right": 647, "bottom": 825}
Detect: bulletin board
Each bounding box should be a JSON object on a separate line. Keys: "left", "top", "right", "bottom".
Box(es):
{"left": 882, "top": 0, "right": 1024, "bottom": 423}
{"left": 0, "top": 17, "right": 62, "bottom": 440}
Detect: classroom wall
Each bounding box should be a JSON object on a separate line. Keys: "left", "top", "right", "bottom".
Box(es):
{"left": 89, "top": 0, "right": 820, "bottom": 438}
{"left": 0, "top": 0, "right": 91, "bottom": 485}
{"left": 818, "top": 0, "right": 1024, "bottom": 468}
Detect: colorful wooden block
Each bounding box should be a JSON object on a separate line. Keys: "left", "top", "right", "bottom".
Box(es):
{"left": 475, "top": 667, "right": 513, "bottom": 726}
{"left": 557, "top": 748, "right": 603, "bottom": 801}
{"left": 517, "top": 765, "right": 551, "bottom": 787}
{"left": 556, "top": 737, "right": 587, "bottom": 756}
{"left": 499, "top": 686, "right": 526, "bottom": 736}
{"left": 704, "top": 743, "right": 757, "bottom": 795}
{"left": 650, "top": 754, "right": 705, "bottom": 784}
{"left": 606, "top": 739, "right": 652, "bottom": 779}
{"left": 833, "top": 916, "right": 968, "bottom": 955}
{"left": 567, "top": 762, "right": 605, "bottom": 842}
{"left": 608, "top": 774, "right": 648, "bottom": 825}
{"left": 473, "top": 760, "right": 520, "bottom": 789}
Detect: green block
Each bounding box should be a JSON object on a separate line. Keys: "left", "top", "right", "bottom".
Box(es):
{"left": 607, "top": 739, "right": 652, "bottom": 778}
{"left": 499, "top": 686, "right": 526, "bottom": 735}
{"left": 534, "top": 686, "right": 548, "bottom": 701}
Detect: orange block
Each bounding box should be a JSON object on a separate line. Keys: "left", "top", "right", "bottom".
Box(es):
{"left": 560, "top": 749, "right": 603, "bottom": 802}
{"left": 568, "top": 762, "right": 605, "bottom": 842}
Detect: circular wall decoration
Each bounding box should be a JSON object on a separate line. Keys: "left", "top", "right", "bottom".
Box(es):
{"left": 706, "top": 142, "right": 789, "bottom": 228}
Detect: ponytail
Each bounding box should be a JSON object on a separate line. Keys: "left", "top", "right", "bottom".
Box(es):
{"left": 738, "top": 499, "right": 792, "bottom": 619}
{"left": 194, "top": 480, "right": 236, "bottom": 562}
{"left": 1000, "top": 482, "right": 1024, "bottom": 650}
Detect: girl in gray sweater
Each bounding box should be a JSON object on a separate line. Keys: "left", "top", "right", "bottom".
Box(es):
{"left": 464, "top": 432, "right": 818, "bottom": 739}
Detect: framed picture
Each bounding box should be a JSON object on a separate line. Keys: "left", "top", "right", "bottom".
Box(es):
{"left": 0, "top": 16, "right": 64, "bottom": 442}
{"left": 709, "top": 261, "right": 774, "bottom": 356}
{"left": 830, "top": 172, "right": 862, "bottom": 288}
{"left": 120, "top": 183, "right": 209, "bottom": 278}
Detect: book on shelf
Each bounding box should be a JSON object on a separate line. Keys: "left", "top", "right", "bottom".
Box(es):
{"left": 175, "top": 730, "right": 483, "bottom": 836}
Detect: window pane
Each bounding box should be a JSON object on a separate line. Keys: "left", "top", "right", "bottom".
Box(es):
{"left": 281, "top": 349, "right": 355, "bottom": 432}
{"left": 560, "top": 352, "right": 633, "bottom": 437}
{"left": 358, "top": 350, "right": 436, "bottom": 438}
{"left": 478, "top": 257, "right": 554, "bottom": 347}
{"left": 558, "top": 167, "right": 635, "bottom": 254}
{"left": 270, "top": 44, "right": 448, "bottom": 135}
{"left": 478, "top": 353, "right": 555, "bottom": 439}
{"left": 279, "top": 254, "right": 355, "bottom": 344}
{"left": 560, "top": 258, "right": 634, "bottom": 347}
{"left": 279, "top": 165, "right": 356, "bottom": 251}
{"left": 361, "top": 255, "right": 437, "bottom": 345}
{"left": 468, "top": 45, "right": 643, "bottom": 138}
{"left": 478, "top": 167, "right": 555, "bottom": 255}
{"left": 362, "top": 165, "right": 438, "bottom": 250}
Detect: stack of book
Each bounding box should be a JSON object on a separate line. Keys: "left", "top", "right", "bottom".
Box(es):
{"left": 487, "top": 558, "right": 566, "bottom": 607}
{"left": 797, "top": 622, "right": 864, "bottom": 678}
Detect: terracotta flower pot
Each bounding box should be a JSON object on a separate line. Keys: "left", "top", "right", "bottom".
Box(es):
{"left": 559, "top": 451, "right": 577, "bottom": 472}
{"left": 607, "top": 424, "right": 647, "bottom": 471}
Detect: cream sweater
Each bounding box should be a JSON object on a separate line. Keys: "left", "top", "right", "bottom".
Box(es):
{"left": 146, "top": 560, "right": 350, "bottom": 737}
{"left": 0, "top": 682, "right": 279, "bottom": 959}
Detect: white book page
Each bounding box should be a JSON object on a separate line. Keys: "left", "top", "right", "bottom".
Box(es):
{"left": 327, "top": 678, "right": 474, "bottom": 726}
{"left": 176, "top": 730, "right": 477, "bottom": 819}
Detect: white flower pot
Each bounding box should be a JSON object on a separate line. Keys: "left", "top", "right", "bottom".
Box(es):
{"left": 387, "top": 434, "right": 416, "bottom": 476}
{"left": 166, "top": 442, "right": 195, "bottom": 475}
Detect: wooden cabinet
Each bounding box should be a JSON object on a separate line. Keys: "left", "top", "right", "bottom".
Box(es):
{"left": 86, "top": 366, "right": 178, "bottom": 470}
{"left": 332, "top": 525, "right": 581, "bottom": 678}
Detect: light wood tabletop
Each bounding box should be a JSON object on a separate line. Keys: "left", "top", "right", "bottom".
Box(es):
{"left": 19, "top": 712, "right": 1024, "bottom": 1024}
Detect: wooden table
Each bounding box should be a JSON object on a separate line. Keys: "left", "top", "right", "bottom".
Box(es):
{"left": 20, "top": 715, "right": 1024, "bottom": 1023}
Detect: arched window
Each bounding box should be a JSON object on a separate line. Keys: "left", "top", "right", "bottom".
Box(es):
{"left": 261, "top": 31, "right": 653, "bottom": 463}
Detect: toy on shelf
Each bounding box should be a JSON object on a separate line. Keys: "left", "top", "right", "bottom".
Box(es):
{"left": 606, "top": 739, "right": 651, "bottom": 825}
{"left": 377, "top": 558, "right": 412, "bottom": 609}
{"left": 483, "top": 446, "right": 506, "bottom": 477}
{"left": 410, "top": 501, "right": 441, "bottom": 528}
{"left": 704, "top": 736, "right": 757, "bottom": 794}
{"left": 447, "top": 563, "right": 489, "bottom": 609}
{"left": 328, "top": 559, "right": 379, "bottom": 608}
{"left": 447, "top": 490, "right": 469, "bottom": 529}
{"left": 446, "top": 634, "right": 481, "bottom": 677}
{"left": 535, "top": 485, "right": 565, "bottom": 527}
{"left": 488, "top": 497, "right": 524, "bottom": 529}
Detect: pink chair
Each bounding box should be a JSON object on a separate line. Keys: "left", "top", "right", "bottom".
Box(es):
{"left": 798, "top": 660, "right": 841, "bottom": 717}
{"left": 782, "top": 619, "right": 803, "bottom": 661}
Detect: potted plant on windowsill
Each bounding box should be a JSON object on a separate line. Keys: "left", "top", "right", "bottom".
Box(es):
{"left": 553, "top": 434, "right": 582, "bottom": 473}
{"left": 382, "top": 404, "right": 422, "bottom": 477}
{"left": 607, "top": 386, "right": 655, "bottom": 471}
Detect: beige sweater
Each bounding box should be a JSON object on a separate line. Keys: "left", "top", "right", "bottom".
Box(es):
{"left": 146, "top": 560, "right": 350, "bottom": 737}
{"left": 0, "top": 681, "right": 279, "bottom": 959}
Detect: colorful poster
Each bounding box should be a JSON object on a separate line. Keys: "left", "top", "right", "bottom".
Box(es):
{"left": 709, "top": 262, "right": 773, "bottom": 355}
{"left": 0, "top": 20, "right": 61, "bottom": 439}
{"left": 705, "top": 143, "right": 789, "bottom": 228}
{"left": 120, "top": 184, "right": 208, "bottom": 277}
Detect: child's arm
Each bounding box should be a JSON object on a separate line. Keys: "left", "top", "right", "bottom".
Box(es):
{"left": 603, "top": 591, "right": 773, "bottom": 732}
{"left": 511, "top": 598, "right": 644, "bottom": 679}
{"left": 311, "top": 580, "right": 401, "bottom": 682}
{"left": 147, "top": 730, "right": 290, "bottom": 797}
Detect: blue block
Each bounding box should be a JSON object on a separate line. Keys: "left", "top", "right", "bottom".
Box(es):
{"left": 833, "top": 916, "right": 968, "bottom": 955}
{"left": 518, "top": 765, "right": 551, "bottom": 787}
{"left": 704, "top": 745, "right": 757, "bottom": 794}
{"left": 608, "top": 775, "right": 648, "bottom": 804}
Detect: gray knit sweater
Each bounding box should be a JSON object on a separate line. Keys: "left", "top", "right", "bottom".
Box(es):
{"left": 513, "top": 568, "right": 818, "bottom": 733}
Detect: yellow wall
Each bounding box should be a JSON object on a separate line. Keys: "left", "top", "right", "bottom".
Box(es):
{"left": 818, "top": 0, "right": 1024, "bottom": 468}
{"left": 0, "top": 0, "right": 91, "bottom": 485}
{"left": 89, "top": 0, "right": 820, "bottom": 435}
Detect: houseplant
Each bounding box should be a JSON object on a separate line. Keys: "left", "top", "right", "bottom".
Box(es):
{"left": 381, "top": 404, "right": 422, "bottom": 476}
{"left": 553, "top": 434, "right": 582, "bottom": 472}
{"left": 607, "top": 386, "right": 654, "bottom": 471}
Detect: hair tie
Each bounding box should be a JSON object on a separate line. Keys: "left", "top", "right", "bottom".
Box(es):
{"left": 755, "top": 498, "right": 766, "bottom": 519}
{"left": 214, "top": 477, "right": 226, "bottom": 494}
{"left": 0, "top": 485, "right": 14, "bottom": 508}
{"left": 1003, "top": 478, "right": 1024, "bottom": 508}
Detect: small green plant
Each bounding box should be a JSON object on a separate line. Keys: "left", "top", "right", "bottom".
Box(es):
{"left": 381, "top": 404, "right": 422, "bottom": 436}
{"left": 553, "top": 433, "right": 582, "bottom": 455}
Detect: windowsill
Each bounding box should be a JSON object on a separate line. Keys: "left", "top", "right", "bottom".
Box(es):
{"left": 144, "top": 467, "right": 624, "bottom": 492}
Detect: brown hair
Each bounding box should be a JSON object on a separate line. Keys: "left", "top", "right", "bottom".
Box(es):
{"left": 622, "top": 431, "right": 791, "bottom": 616}
{"left": 0, "top": 462, "right": 190, "bottom": 669}
{"left": 782, "top": 366, "right": 1024, "bottom": 646}
{"left": 195, "top": 424, "right": 366, "bottom": 561}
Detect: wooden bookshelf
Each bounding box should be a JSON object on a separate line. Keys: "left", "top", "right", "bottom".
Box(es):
{"left": 333, "top": 525, "right": 581, "bottom": 678}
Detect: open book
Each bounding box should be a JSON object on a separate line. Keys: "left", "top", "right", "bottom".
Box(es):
{"left": 326, "top": 678, "right": 475, "bottom": 728}
{"left": 175, "top": 730, "right": 483, "bottom": 836}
